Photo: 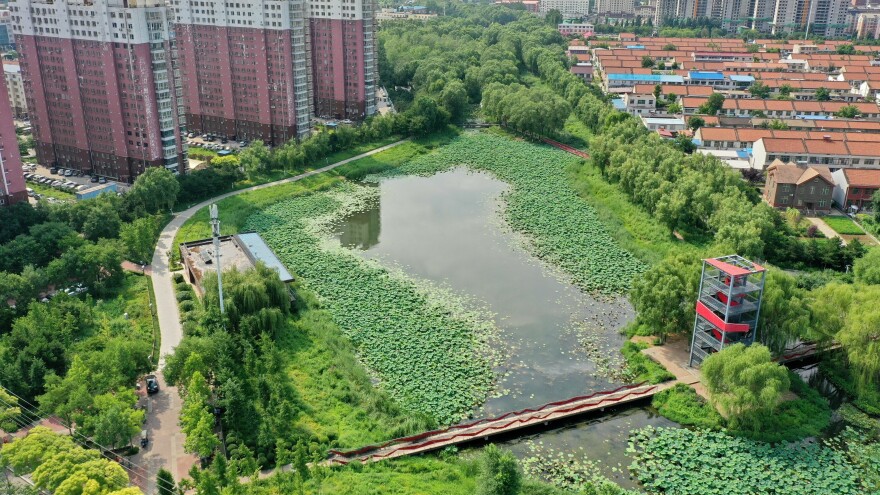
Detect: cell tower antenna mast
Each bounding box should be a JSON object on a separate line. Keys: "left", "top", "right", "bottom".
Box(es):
{"left": 210, "top": 204, "right": 225, "bottom": 314}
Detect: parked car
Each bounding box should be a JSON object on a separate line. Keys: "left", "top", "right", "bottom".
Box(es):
{"left": 98, "top": 177, "right": 107, "bottom": 184}
{"left": 145, "top": 375, "right": 159, "bottom": 394}
{"left": 90, "top": 176, "right": 99, "bottom": 183}
{"left": 49, "top": 167, "right": 58, "bottom": 174}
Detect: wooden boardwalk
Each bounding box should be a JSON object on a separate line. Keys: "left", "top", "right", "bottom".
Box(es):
{"left": 326, "top": 382, "right": 671, "bottom": 466}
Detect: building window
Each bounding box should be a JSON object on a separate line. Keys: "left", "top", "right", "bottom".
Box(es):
{"left": 781, "top": 196, "right": 789, "bottom": 204}
{"left": 819, "top": 200, "right": 827, "bottom": 208}
{"left": 853, "top": 188, "right": 861, "bottom": 195}
{"left": 822, "top": 187, "right": 830, "bottom": 195}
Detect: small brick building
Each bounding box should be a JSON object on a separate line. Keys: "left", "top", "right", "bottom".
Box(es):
{"left": 764, "top": 159, "right": 834, "bottom": 214}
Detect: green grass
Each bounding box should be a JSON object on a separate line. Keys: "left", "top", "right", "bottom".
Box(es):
{"left": 652, "top": 383, "right": 724, "bottom": 430}
{"left": 187, "top": 147, "right": 219, "bottom": 159}
{"left": 823, "top": 215, "right": 865, "bottom": 235}
{"left": 621, "top": 342, "right": 675, "bottom": 384}
{"left": 280, "top": 287, "right": 433, "bottom": 448}
{"left": 27, "top": 180, "right": 75, "bottom": 201}
{"left": 566, "top": 161, "right": 701, "bottom": 265}
{"left": 73, "top": 273, "right": 155, "bottom": 351}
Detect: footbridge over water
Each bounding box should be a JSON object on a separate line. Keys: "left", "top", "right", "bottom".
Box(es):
{"left": 326, "top": 382, "right": 671, "bottom": 466}
{"left": 323, "top": 341, "right": 834, "bottom": 467}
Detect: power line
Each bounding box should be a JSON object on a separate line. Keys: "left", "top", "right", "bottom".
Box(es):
{"left": 0, "top": 385, "right": 178, "bottom": 492}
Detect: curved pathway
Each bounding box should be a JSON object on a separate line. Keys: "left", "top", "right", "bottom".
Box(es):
{"left": 137, "top": 139, "right": 409, "bottom": 493}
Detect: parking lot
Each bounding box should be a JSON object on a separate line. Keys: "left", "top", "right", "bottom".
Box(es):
{"left": 185, "top": 132, "right": 246, "bottom": 152}
{"left": 22, "top": 162, "right": 125, "bottom": 203}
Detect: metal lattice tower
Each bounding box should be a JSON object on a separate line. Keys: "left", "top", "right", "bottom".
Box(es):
{"left": 689, "top": 255, "right": 766, "bottom": 368}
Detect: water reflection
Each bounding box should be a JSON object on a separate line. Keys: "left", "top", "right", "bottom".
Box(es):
{"left": 338, "top": 192, "right": 381, "bottom": 250}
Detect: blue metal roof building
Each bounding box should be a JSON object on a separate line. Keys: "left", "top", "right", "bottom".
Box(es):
{"left": 688, "top": 71, "right": 724, "bottom": 81}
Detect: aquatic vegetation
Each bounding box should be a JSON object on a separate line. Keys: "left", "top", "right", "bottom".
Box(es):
{"left": 520, "top": 440, "right": 639, "bottom": 495}
{"left": 247, "top": 183, "right": 497, "bottom": 425}
{"left": 628, "top": 426, "right": 865, "bottom": 495}
{"left": 371, "top": 132, "right": 646, "bottom": 294}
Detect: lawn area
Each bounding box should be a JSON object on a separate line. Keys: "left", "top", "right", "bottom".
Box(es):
{"left": 823, "top": 215, "right": 865, "bottom": 235}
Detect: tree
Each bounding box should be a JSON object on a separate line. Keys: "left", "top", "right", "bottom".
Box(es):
{"left": 688, "top": 116, "right": 705, "bottom": 132}
{"left": 758, "top": 270, "right": 812, "bottom": 354}
{"left": 835, "top": 105, "right": 861, "bottom": 119}
{"left": 180, "top": 372, "right": 219, "bottom": 459}
{"left": 653, "top": 84, "right": 662, "bottom": 101}
{"left": 874, "top": 189, "right": 880, "bottom": 222}
{"left": 0, "top": 388, "right": 21, "bottom": 432}
{"left": 476, "top": 444, "right": 522, "bottom": 495}
{"left": 815, "top": 87, "right": 831, "bottom": 101}
{"left": 439, "top": 79, "right": 469, "bottom": 122}
{"left": 86, "top": 392, "right": 144, "bottom": 449}
{"left": 836, "top": 44, "right": 855, "bottom": 55}
{"left": 157, "top": 468, "right": 177, "bottom": 495}
{"left": 766, "top": 119, "right": 789, "bottom": 130}
{"left": 239, "top": 141, "right": 271, "bottom": 179}
{"left": 748, "top": 81, "right": 771, "bottom": 99}
{"left": 672, "top": 134, "right": 696, "bottom": 154}
{"left": 702, "top": 93, "right": 725, "bottom": 115}
{"left": 701, "top": 344, "right": 790, "bottom": 433}
{"left": 838, "top": 294, "right": 880, "bottom": 394}
{"left": 128, "top": 167, "right": 180, "bottom": 214}
{"left": 777, "top": 84, "right": 794, "bottom": 99}
{"left": 544, "top": 9, "right": 563, "bottom": 26}
{"left": 662, "top": 43, "right": 677, "bottom": 51}
{"left": 668, "top": 103, "right": 682, "bottom": 114}
{"left": 629, "top": 254, "right": 700, "bottom": 342}
{"left": 641, "top": 56, "right": 655, "bottom": 68}
{"left": 120, "top": 215, "right": 160, "bottom": 264}
{"left": 854, "top": 248, "right": 880, "bottom": 284}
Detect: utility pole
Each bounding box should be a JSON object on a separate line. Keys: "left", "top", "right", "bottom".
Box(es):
{"left": 210, "top": 204, "right": 225, "bottom": 314}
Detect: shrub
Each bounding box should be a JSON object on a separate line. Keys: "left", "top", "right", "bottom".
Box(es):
{"left": 176, "top": 291, "right": 193, "bottom": 302}
{"left": 179, "top": 300, "right": 195, "bottom": 312}
{"left": 477, "top": 444, "right": 521, "bottom": 495}
{"left": 651, "top": 383, "right": 724, "bottom": 430}
{"left": 173, "top": 273, "right": 184, "bottom": 284}
{"left": 621, "top": 342, "right": 675, "bottom": 384}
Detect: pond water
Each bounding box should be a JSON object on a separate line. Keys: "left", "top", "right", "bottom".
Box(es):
{"left": 333, "top": 168, "right": 660, "bottom": 487}
{"left": 334, "top": 167, "right": 634, "bottom": 415}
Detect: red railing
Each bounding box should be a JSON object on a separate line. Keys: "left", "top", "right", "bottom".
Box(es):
{"left": 328, "top": 382, "right": 656, "bottom": 464}
{"left": 540, "top": 137, "right": 591, "bottom": 159}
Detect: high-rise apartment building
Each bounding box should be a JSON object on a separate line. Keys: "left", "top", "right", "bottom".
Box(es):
{"left": 4, "top": 61, "right": 27, "bottom": 118}
{"left": 0, "top": 9, "right": 14, "bottom": 49}
{"left": 170, "top": 0, "right": 313, "bottom": 144}
{"left": 654, "top": 0, "right": 851, "bottom": 36}
{"left": 8, "top": 0, "right": 186, "bottom": 182}
{"left": 0, "top": 78, "right": 26, "bottom": 206}
{"left": 595, "top": 0, "right": 635, "bottom": 14}
{"left": 540, "top": 0, "right": 591, "bottom": 17}
{"left": 308, "top": 0, "right": 377, "bottom": 120}
{"left": 856, "top": 11, "right": 880, "bottom": 38}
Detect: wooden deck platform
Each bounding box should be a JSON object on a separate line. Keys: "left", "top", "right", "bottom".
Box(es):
{"left": 326, "top": 382, "right": 672, "bottom": 466}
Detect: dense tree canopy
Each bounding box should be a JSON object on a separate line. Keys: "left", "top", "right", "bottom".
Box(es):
{"left": 702, "top": 344, "right": 790, "bottom": 433}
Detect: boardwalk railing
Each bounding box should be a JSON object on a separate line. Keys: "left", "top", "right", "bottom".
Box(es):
{"left": 327, "top": 382, "right": 663, "bottom": 465}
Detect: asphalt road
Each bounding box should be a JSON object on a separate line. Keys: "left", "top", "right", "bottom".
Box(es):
{"left": 141, "top": 138, "right": 409, "bottom": 493}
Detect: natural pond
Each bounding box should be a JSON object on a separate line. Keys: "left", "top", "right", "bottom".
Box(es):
{"left": 334, "top": 167, "right": 634, "bottom": 415}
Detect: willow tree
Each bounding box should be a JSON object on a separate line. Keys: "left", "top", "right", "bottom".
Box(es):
{"left": 202, "top": 262, "right": 290, "bottom": 339}
{"left": 702, "top": 344, "right": 790, "bottom": 434}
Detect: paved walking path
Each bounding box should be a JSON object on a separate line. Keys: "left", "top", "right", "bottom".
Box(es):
{"left": 138, "top": 139, "right": 409, "bottom": 493}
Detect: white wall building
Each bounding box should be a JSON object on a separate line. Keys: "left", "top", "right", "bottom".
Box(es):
{"left": 3, "top": 63, "right": 26, "bottom": 118}
{"left": 540, "top": 0, "right": 591, "bottom": 17}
